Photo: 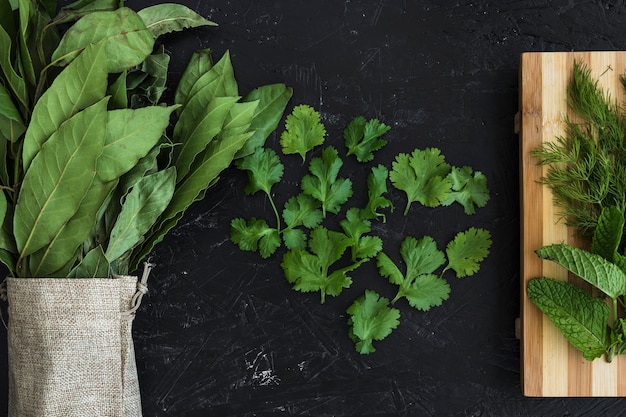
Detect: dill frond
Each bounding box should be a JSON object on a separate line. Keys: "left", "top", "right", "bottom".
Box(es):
{"left": 533, "top": 60, "right": 626, "bottom": 241}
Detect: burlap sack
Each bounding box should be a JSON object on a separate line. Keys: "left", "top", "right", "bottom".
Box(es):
{"left": 2, "top": 267, "right": 150, "bottom": 417}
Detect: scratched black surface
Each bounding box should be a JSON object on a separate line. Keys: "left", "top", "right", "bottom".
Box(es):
{"left": 4, "top": 0, "right": 626, "bottom": 416}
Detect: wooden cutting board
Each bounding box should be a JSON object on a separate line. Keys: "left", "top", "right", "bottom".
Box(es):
{"left": 519, "top": 51, "right": 626, "bottom": 397}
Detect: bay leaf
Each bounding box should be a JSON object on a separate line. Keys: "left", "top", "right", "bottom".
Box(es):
{"left": 107, "top": 71, "right": 128, "bottom": 109}
{"left": 186, "top": 50, "right": 237, "bottom": 103}
{"left": 53, "top": 0, "right": 120, "bottom": 25}
{"left": 51, "top": 7, "right": 154, "bottom": 73}
{"left": 22, "top": 40, "right": 107, "bottom": 170}
{"left": 68, "top": 246, "right": 109, "bottom": 278}
{"left": 174, "top": 48, "right": 213, "bottom": 110}
{"left": 14, "top": 98, "right": 108, "bottom": 265}
{"left": 97, "top": 104, "right": 178, "bottom": 182}
{"left": 106, "top": 167, "right": 176, "bottom": 262}
{"left": 0, "top": 83, "right": 25, "bottom": 142}
{"left": 27, "top": 178, "right": 117, "bottom": 277}
{"left": 138, "top": 3, "right": 216, "bottom": 39}
{"left": 235, "top": 83, "right": 293, "bottom": 158}
{"left": 0, "top": 23, "right": 28, "bottom": 110}
{"left": 172, "top": 95, "right": 239, "bottom": 180}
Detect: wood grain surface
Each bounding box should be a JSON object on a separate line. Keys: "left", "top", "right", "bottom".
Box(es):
{"left": 520, "top": 51, "right": 626, "bottom": 397}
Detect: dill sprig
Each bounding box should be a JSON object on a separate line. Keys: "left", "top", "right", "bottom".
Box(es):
{"left": 532, "top": 60, "right": 626, "bottom": 240}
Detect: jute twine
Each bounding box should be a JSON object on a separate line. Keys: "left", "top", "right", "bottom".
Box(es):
{"left": 1, "top": 263, "right": 153, "bottom": 417}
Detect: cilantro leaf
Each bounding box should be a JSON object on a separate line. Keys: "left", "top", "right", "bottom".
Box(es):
{"left": 301, "top": 146, "right": 353, "bottom": 216}
{"left": 376, "top": 236, "right": 449, "bottom": 311}
{"left": 281, "top": 226, "right": 356, "bottom": 303}
{"left": 361, "top": 164, "right": 393, "bottom": 222}
{"left": 442, "top": 166, "right": 490, "bottom": 215}
{"left": 281, "top": 193, "right": 323, "bottom": 249}
{"left": 282, "top": 228, "right": 307, "bottom": 250}
{"left": 235, "top": 147, "right": 284, "bottom": 229}
{"left": 444, "top": 227, "right": 492, "bottom": 278}
{"left": 235, "top": 147, "right": 284, "bottom": 196}
{"left": 280, "top": 104, "right": 326, "bottom": 161}
{"left": 527, "top": 278, "right": 610, "bottom": 361}
{"left": 282, "top": 193, "right": 323, "bottom": 229}
{"left": 347, "top": 290, "right": 400, "bottom": 354}
{"left": 344, "top": 116, "right": 391, "bottom": 162}
{"left": 340, "top": 208, "right": 382, "bottom": 261}
{"left": 389, "top": 148, "right": 452, "bottom": 215}
{"left": 230, "top": 217, "right": 281, "bottom": 258}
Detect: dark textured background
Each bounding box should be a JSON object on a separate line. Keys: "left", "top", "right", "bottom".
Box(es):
{"left": 4, "top": 0, "right": 626, "bottom": 415}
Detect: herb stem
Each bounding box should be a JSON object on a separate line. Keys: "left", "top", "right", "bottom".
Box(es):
{"left": 266, "top": 192, "right": 281, "bottom": 232}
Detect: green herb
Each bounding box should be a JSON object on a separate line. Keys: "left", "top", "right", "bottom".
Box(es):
{"left": 230, "top": 106, "right": 490, "bottom": 354}
{"left": 361, "top": 164, "right": 393, "bottom": 222}
{"left": 343, "top": 116, "right": 390, "bottom": 162}
{"left": 279, "top": 104, "right": 326, "bottom": 161}
{"left": 533, "top": 61, "right": 626, "bottom": 239}
{"left": 347, "top": 290, "right": 400, "bottom": 354}
{"left": 528, "top": 207, "right": 626, "bottom": 362}
{"left": 281, "top": 225, "right": 364, "bottom": 304}
{"left": 527, "top": 61, "right": 626, "bottom": 362}
{"left": 301, "top": 146, "right": 353, "bottom": 216}
{"left": 527, "top": 277, "right": 611, "bottom": 361}
{"left": 442, "top": 166, "right": 490, "bottom": 215}
{"left": 0, "top": 2, "right": 292, "bottom": 277}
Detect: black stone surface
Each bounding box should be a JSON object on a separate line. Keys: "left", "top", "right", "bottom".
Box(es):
{"left": 4, "top": 0, "right": 626, "bottom": 415}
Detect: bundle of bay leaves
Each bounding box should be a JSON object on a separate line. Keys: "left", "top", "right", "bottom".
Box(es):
{"left": 0, "top": 0, "right": 292, "bottom": 278}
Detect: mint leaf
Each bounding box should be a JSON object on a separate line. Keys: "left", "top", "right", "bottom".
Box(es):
{"left": 442, "top": 165, "right": 490, "bottom": 215}
{"left": 536, "top": 243, "right": 626, "bottom": 299}
{"left": 301, "top": 146, "right": 353, "bottom": 216}
{"left": 389, "top": 148, "right": 452, "bottom": 215}
{"left": 280, "top": 104, "right": 326, "bottom": 161}
{"left": 376, "top": 236, "right": 449, "bottom": 310}
{"left": 361, "top": 164, "right": 393, "bottom": 222}
{"left": 230, "top": 217, "right": 280, "bottom": 258}
{"left": 527, "top": 278, "right": 611, "bottom": 361}
{"left": 445, "top": 227, "right": 491, "bottom": 278}
{"left": 344, "top": 116, "right": 391, "bottom": 162}
{"left": 236, "top": 147, "right": 284, "bottom": 196}
{"left": 347, "top": 290, "right": 400, "bottom": 354}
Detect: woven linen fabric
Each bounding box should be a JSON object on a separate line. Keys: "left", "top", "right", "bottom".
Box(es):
{"left": 6, "top": 276, "right": 142, "bottom": 417}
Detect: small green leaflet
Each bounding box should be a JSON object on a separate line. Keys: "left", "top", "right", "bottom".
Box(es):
{"left": 236, "top": 147, "right": 284, "bottom": 196}
{"left": 528, "top": 278, "right": 611, "bottom": 361}
{"left": 390, "top": 148, "right": 452, "bottom": 215}
{"left": 444, "top": 227, "right": 492, "bottom": 278}
{"left": 281, "top": 193, "right": 323, "bottom": 250}
{"left": 442, "top": 166, "right": 490, "bottom": 215}
{"left": 340, "top": 207, "right": 382, "bottom": 262}
{"left": 280, "top": 104, "right": 326, "bottom": 161}
{"left": 301, "top": 146, "right": 353, "bottom": 216}
{"left": 281, "top": 226, "right": 358, "bottom": 303}
{"left": 343, "top": 116, "right": 391, "bottom": 163}
{"left": 347, "top": 290, "right": 400, "bottom": 354}
{"left": 361, "top": 164, "right": 393, "bottom": 222}
{"left": 376, "top": 236, "right": 450, "bottom": 310}
{"left": 230, "top": 217, "right": 280, "bottom": 259}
